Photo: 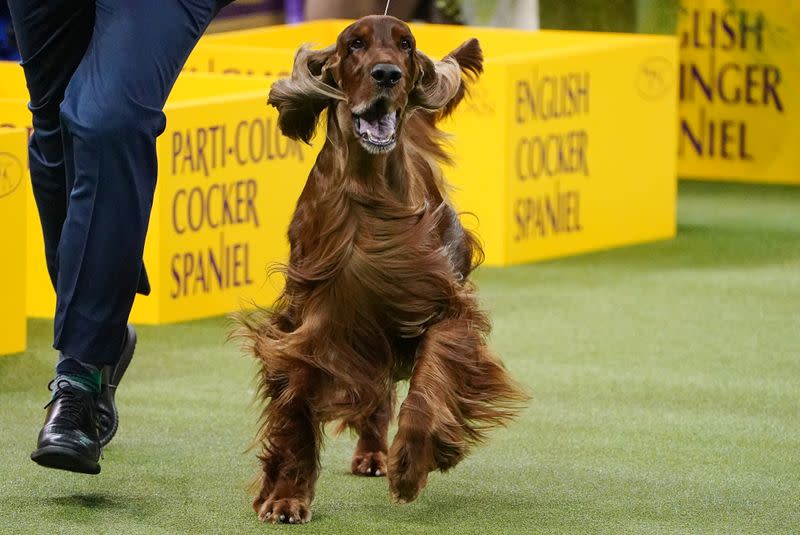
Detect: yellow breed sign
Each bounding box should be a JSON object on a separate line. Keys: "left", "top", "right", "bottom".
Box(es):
{"left": 0, "top": 64, "right": 315, "bottom": 324}
{"left": 154, "top": 75, "right": 314, "bottom": 323}
{"left": 199, "top": 22, "right": 677, "bottom": 265}
{"left": 0, "top": 128, "right": 27, "bottom": 355}
{"left": 502, "top": 49, "right": 677, "bottom": 264}
{"left": 678, "top": 0, "right": 800, "bottom": 183}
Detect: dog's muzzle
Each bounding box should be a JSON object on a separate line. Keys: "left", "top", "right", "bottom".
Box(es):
{"left": 352, "top": 99, "right": 400, "bottom": 154}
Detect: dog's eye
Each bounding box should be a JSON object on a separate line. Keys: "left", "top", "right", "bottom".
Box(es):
{"left": 400, "top": 38, "right": 412, "bottom": 51}
{"left": 349, "top": 38, "right": 365, "bottom": 51}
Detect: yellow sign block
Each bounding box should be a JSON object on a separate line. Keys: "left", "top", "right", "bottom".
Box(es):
{"left": 1, "top": 64, "right": 42, "bottom": 321}
{"left": 185, "top": 42, "right": 292, "bottom": 78}
{"left": 197, "top": 22, "right": 677, "bottom": 265}
{"left": 1, "top": 63, "right": 318, "bottom": 323}
{"left": 0, "top": 127, "right": 27, "bottom": 355}
{"left": 678, "top": 1, "right": 800, "bottom": 183}
{"left": 151, "top": 74, "right": 316, "bottom": 323}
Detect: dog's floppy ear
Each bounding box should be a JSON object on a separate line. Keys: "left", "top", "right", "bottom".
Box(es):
{"left": 268, "top": 45, "right": 344, "bottom": 144}
{"left": 410, "top": 38, "right": 483, "bottom": 117}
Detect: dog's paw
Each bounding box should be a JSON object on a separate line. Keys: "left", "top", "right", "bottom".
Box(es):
{"left": 388, "top": 468, "right": 428, "bottom": 504}
{"left": 388, "top": 436, "right": 432, "bottom": 504}
{"left": 351, "top": 451, "right": 387, "bottom": 477}
{"left": 256, "top": 497, "right": 312, "bottom": 524}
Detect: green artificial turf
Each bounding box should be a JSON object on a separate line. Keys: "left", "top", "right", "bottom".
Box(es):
{"left": 1, "top": 181, "right": 798, "bottom": 534}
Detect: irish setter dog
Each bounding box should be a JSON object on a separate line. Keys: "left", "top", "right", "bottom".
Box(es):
{"left": 236, "top": 15, "right": 527, "bottom": 524}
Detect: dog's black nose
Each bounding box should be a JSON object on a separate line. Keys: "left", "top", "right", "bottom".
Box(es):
{"left": 371, "top": 63, "right": 402, "bottom": 88}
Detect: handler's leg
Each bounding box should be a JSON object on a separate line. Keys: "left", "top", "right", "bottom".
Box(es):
{"left": 29, "top": 0, "right": 225, "bottom": 474}
{"left": 10, "top": 0, "right": 107, "bottom": 474}
{"left": 55, "top": 0, "right": 223, "bottom": 369}
{"left": 10, "top": 4, "right": 138, "bottom": 450}
{"left": 7, "top": 1, "right": 93, "bottom": 292}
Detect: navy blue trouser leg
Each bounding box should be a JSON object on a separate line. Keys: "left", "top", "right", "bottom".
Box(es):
{"left": 8, "top": 1, "right": 94, "bottom": 291}
{"left": 9, "top": 0, "right": 225, "bottom": 366}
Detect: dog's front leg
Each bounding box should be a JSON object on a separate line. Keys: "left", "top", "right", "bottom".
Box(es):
{"left": 388, "top": 320, "right": 471, "bottom": 504}
{"left": 253, "top": 376, "right": 320, "bottom": 524}
{"left": 388, "top": 315, "right": 526, "bottom": 503}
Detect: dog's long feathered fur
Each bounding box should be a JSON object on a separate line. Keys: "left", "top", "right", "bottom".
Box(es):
{"left": 234, "top": 17, "right": 527, "bottom": 523}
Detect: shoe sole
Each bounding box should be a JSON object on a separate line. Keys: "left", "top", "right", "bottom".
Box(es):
{"left": 97, "top": 324, "right": 137, "bottom": 447}
{"left": 97, "top": 397, "right": 119, "bottom": 449}
{"left": 111, "top": 324, "right": 137, "bottom": 387}
{"left": 30, "top": 445, "right": 101, "bottom": 475}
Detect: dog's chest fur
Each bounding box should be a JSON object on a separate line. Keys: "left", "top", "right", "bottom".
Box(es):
{"left": 310, "top": 194, "right": 457, "bottom": 341}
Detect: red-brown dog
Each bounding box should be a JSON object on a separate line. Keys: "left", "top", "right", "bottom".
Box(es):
{"left": 237, "top": 15, "right": 527, "bottom": 524}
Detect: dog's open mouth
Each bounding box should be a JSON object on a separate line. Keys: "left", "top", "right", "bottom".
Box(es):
{"left": 352, "top": 100, "right": 399, "bottom": 153}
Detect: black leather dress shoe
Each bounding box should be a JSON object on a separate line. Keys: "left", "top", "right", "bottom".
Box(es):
{"left": 30, "top": 381, "right": 101, "bottom": 474}
{"left": 96, "top": 324, "right": 137, "bottom": 447}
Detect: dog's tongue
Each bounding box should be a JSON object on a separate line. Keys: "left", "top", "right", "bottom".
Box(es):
{"left": 359, "top": 112, "right": 397, "bottom": 142}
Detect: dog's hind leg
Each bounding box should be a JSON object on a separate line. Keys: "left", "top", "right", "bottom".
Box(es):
{"left": 350, "top": 387, "right": 396, "bottom": 477}
{"left": 387, "top": 318, "right": 527, "bottom": 503}
{"left": 253, "top": 369, "right": 321, "bottom": 524}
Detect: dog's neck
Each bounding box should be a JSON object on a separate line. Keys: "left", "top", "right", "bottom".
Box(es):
{"left": 323, "top": 112, "right": 413, "bottom": 202}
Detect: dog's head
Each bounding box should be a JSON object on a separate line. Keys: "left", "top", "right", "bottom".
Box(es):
{"left": 268, "top": 15, "right": 483, "bottom": 155}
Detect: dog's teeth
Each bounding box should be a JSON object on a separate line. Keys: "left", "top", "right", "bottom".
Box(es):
{"left": 375, "top": 469, "right": 382, "bottom": 476}
{"left": 367, "top": 467, "right": 372, "bottom": 474}
{"left": 279, "top": 514, "right": 286, "bottom": 522}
